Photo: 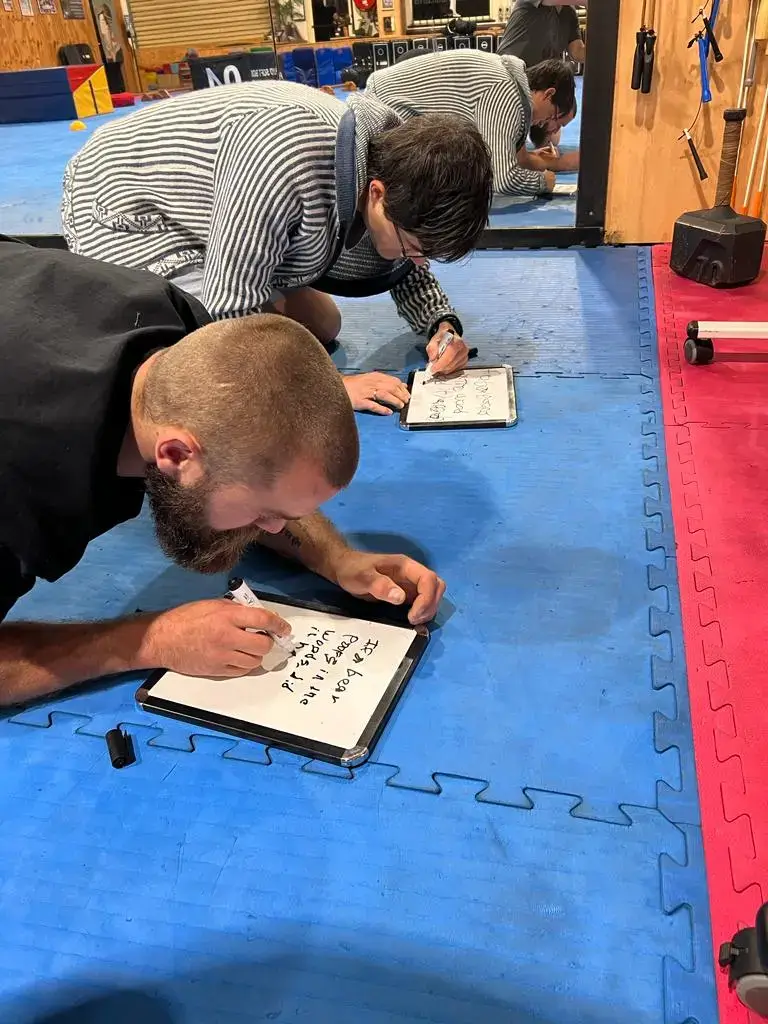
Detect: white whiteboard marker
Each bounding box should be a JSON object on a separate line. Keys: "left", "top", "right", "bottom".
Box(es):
{"left": 227, "top": 577, "right": 296, "bottom": 655}
{"left": 423, "top": 331, "right": 455, "bottom": 383}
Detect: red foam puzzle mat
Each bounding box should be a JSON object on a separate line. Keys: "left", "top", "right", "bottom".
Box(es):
{"left": 654, "top": 246, "right": 768, "bottom": 1024}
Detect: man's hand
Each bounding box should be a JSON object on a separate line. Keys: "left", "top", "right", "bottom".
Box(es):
{"left": 344, "top": 371, "right": 411, "bottom": 416}
{"left": 541, "top": 170, "right": 556, "bottom": 193}
{"left": 426, "top": 323, "right": 469, "bottom": 377}
{"left": 332, "top": 551, "right": 446, "bottom": 625}
{"left": 141, "top": 599, "right": 293, "bottom": 677}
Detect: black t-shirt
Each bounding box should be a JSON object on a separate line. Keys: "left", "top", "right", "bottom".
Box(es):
{"left": 0, "top": 236, "right": 210, "bottom": 622}
{"left": 497, "top": 0, "right": 580, "bottom": 66}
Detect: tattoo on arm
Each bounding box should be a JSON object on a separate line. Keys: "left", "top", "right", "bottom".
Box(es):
{"left": 280, "top": 528, "right": 302, "bottom": 552}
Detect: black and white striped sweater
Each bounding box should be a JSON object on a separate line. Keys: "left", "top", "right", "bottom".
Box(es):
{"left": 62, "top": 81, "right": 459, "bottom": 333}
{"left": 366, "top": 50, "right": 545, "bottom": 196}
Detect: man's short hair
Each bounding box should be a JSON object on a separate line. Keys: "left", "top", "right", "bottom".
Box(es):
{"left": 141, "top": 313, "right": 359, "bottom": 488}
{"left": 367, "top": 113, "right": 493, "bottom": 263}
{"left": 526, "top": 58, "right": 577, "bottom": 118}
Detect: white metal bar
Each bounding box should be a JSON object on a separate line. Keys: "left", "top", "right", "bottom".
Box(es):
{"left": 695, "top": 320, "right": 768, "bottom": 339}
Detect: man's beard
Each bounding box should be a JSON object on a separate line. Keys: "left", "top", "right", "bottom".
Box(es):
{"left": 144, "top": 465, "right": 258, "bottom": 575}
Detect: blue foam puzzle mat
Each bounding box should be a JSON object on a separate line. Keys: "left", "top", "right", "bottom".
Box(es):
{"left": 6, "top": 367, "right": 693, "bottom": 827}
{"left": 0, "top": 107, "right": 136, "bottom": 235}
{"left": 661, "top": 824, "right": 718, "bottom": 1024}
{"left": 0, "top": 79, "right": 581, "bottom": 235}
{"left": 334, "top": 248, "right": 653, "bottom": 377}
{"left": 488, "top": 190, "right": 576, "bottom": 228}
{"left": 0, "top": 718, "right": 715, "bottom": 1024}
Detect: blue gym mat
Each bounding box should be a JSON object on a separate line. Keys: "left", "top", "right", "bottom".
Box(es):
{"left": 4, "top": 369, "right": 687, "bottom": 825}
{"left": 2, "top": 246, "right": 716, "bottom": 1022}
{"left": 334, "top": 247, "right": 648, "bottom": 376}
{"left": 0, "top": 79, "right": 581, "bottom": 236}
{"left": 0, "top": 727, "right": 709, "bottom": 1024}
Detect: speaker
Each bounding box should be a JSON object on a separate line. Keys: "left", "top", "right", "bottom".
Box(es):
{"left": 475, "top": 34, "right": 495, "bottom": 52}
{"left": 433, "top": 36, "right": 449, "bottom": 51}
{"left": 453, "top": 36, "right": 472, "bottom": 49}
{"left": 392, "top": 39, "right": 410, "bottom": 61}
{"left": 372, "top": 41, "right": 392, "bottom": 67}
{"left": 410, "top": 37, "right": 432, "bottom": 51}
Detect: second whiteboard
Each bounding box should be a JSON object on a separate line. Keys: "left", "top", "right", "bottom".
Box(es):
{"left": 401, "top": 365, "right": 517, "bottom": 430}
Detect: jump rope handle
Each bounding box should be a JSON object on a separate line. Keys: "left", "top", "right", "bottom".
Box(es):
{"left": 631, "top": 28, "right": 646, "bottom": 90}
{"left": 641, "top": 30, "right": 656, "bottom": 94}
{"left": 703, "top": 16, "right": 723, "bottom": 62}
{"left": 684, "top": 131, "right": 709, "bottom": 181}
{"left": 698, "top": 35, "right": 712, "bottom": 103}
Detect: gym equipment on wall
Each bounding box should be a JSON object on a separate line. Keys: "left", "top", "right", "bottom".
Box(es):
{"left": 671, "top": 0, "right": 767, "bottom": 287}
{"left": 732, "top": 0, "right": 760, "bottom": 198}
{"left": 736, "top": 1, "right": 768, "bottom": 215}
{"left": 631, "top": 0, "right": 656, "bottom": 93}
{"left": 677, "top": 0, "right": 722, "bottom": 180}
{"left": 688, "top": 0, "right": 722, "bottom": 104}
{"left": 738, "top": 66, "right": 768, "bottom": 215}
{"left": 670, "top": 107, "right": 767, "bottom": 287}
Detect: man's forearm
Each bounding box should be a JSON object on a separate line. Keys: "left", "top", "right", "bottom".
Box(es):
{"left": 518, "top": 146, "right": 553, "bottom": 172}
{"left": 0, "top": 615, "right": 160, "bottom": 707}
{"left": 391, "top": 264, "right": 457, "bottom": 336}
{"left": 256, "top": 513, "right": 351, "bottom": 582}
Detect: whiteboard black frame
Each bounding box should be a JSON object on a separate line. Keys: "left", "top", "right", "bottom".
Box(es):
{"left": 399, "top": 364, "right": 517, "bottom": 431}
{"left": 135, "top": 591, "right": 429, "bottom": 768}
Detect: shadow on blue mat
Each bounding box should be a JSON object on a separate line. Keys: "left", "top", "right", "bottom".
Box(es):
{"left": 21, "top": 957, "right": 594, "bottom": 1024}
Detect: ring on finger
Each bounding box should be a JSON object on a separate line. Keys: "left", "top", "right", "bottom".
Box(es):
{"left": 372, "top": 391, "right": 378, "bottom": 401}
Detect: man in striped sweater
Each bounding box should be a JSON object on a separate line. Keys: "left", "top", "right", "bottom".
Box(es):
{"left": 365, "top": 51, "right": 578, "bottom": 195}
{"left": 62, "top": 82, "right": 492, "bottom": 416}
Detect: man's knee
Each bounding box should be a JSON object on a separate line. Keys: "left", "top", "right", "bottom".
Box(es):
{"left": 316, "top": 299, "right": 342, "bottom": 346}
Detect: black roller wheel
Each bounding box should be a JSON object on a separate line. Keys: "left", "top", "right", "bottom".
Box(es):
{"left": 684, "top": 336, "right": 715, "bottom": 365}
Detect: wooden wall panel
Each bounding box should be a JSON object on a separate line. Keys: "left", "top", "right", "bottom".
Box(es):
{"left": 606, "top": 0, "right": 749, "bottom": 244}
{"left": 0, "top": 0, "right": 101, "bottom": 71}
{"left": 129, "top": 0, "right": 271, "bottom": 50}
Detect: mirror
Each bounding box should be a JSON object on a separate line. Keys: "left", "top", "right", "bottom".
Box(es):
{"left": 265, "top": 0, "right": 595, "bottom": 236}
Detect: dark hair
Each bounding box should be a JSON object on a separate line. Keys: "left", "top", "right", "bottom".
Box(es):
{"left": 366, "top": 113, "right": 493, "bottom": 262}
{"left": 526, "top": 59, "right": 576, "bottom": 118}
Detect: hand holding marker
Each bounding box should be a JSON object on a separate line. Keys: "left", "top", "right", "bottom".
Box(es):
{"left": 227, "top": 577, "right": 296, "bottom": 655}
{"left": 423, "top": 331, "right": 455, "bottom": 383}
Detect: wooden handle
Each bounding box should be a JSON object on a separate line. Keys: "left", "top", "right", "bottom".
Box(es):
{"left": 715, "top": 110, "right": 746, "bottom": 206}
{"left": 756, "top": 0, "right": 768, "bottom": 40}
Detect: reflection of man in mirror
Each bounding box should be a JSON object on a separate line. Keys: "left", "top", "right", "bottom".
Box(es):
{"left": 497, "top": 1, "right": 585, "bottom": 69}
{"left": 497, "top": 1, "right": 584, "bottom": 168}
{"left": 366, "top": 50, "right": 577, "bottom": 193}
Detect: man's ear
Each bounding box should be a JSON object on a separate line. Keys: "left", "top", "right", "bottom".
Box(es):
{"left": 155, "top": 432, "right": 204, "bottom": 484}
{"left": 367, "top": 178, "right": 386, "bottom": 205}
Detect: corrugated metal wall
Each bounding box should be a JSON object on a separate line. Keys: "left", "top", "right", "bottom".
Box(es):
{"left": 128, "top": 0, "right": 271, "bottom": 49}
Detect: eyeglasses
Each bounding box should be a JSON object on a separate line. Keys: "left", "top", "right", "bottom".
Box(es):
{"left": 393, "top": 223, "right": 425, "bottom": 261}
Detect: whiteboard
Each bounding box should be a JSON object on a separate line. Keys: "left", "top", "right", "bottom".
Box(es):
{"left": 552, "top": 182, "right": 578, "bottom": 196}
{"left": 402, "top": 365, "right": 516, "bottom": 429}
{"left": 138, "top": 597, "right": 426, "bottom": 762}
